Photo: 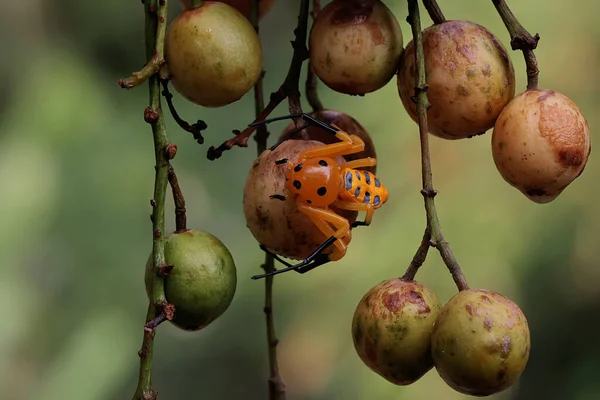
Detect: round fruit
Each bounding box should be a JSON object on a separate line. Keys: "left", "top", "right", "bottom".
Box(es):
{"left": 492, "top": 89, "right": 591, "bottom": 203}
{"left": 144, "top": 229, "right": 237, "bottom": 331}
{"left": 179, "top": 0, "right": 275, "bottom": 20}
{"left": 309, "top": 0, "right": 404, "bottom": 95}
{"left": 397, "top": 20, "right": 515, "bottom": 140}
{"left": 243, "top": 140, "right": 357, "bottom": 261}
{"left": 278, "top": 109, "right": 377, "bottom": 173}
{"left": 431, "top": 289, "right": 530, "bottom": 396}
{"left": 165, "top": 2, "right": 263, "bottom": 107}
{"left": 352, "top": 279, "right": 441, "bottom": 385}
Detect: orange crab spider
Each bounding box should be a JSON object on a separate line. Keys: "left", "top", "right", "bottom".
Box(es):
{"left": 250, "top": 113, "right": 389, "bottom": 279}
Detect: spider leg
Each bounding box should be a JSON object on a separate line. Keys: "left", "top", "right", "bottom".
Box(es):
{"left": 296, "top": 130, "right": 366, "bottom": 162}
{"left": 252, "top": 236, "right": 337, "bottom": 279}
{"left": 269, "top": 123, "right": 310, "bottom": 151}
{"left": 332, "top": 200, "right": 375, "bottom": 228}
{"left": 252, "top": 202, "right": 353, "bottom": 279}
{"left": 340, "top": 157, "right": 377, "bottom": 170}
{"left": 250, "top": 113, "right": 340, "bottom": 135}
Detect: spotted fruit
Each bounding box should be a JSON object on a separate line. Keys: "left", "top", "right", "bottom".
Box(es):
{"left": 352, "top": 279, "right": 441, "bottom": 385}
{"left": 431, "top": 289, "right": 530, "bottom": 396}
{"left": 398, "top": 20, "right": 515, "bottom": 139}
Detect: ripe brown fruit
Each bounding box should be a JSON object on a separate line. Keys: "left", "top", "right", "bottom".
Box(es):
{"left": 179, "top": 0, "right": 275, "bottom": 21}
{"left": 309, "top": 0, "right": 403, "bottom": 95}
{"left": 165, "top": 2, "right": 262, "bottom": 107}
{"left": 243, "top": 140, "right": 358, "bottom": 261}
{"left": 278, "top": 109, "right": 377, "bottom": 173}
{"left": 397, "top": 20, "right": 515, "bottom": 139}
{"left": 431, "top": 289, "right": 530, "bottom": 396}
{"left": 492, "top": 89, "right": 591, "bottom": 203}
{"left": 144, "top": 229, "right": 237, "bottom": 331}
{"left": 352, "top": 279, "right": 441, "bottom": 385}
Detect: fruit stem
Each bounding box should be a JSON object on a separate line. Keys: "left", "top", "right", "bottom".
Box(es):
{"left": 422, "top": 0, "right": 446, "bottom": 24}
{"left": 306, "top": 0, "right": 324, "bottom": 112}
{"left": 206, "top": 0, "right": 311, "bottom": 160}
{"left": 132, "top": 0, "right": 173, "bottom": 399}
{"left": 491, "top": 0, "right": 540, "bottom": 90}
{"left": 250, "top": 2, "right": 287, "bottom": 399}
{"left": 118, "top": 54, "right": 165, "bottom": 89}
{"left": 168, "top": 164, "right": 187, "bottom": 232}
{"left": 406, "top": 0, "right": 470, "bottom": 292}
{"left": 160, "top": 80, "right": 208, "bottom": 145}
{"left": 401, "top": 225, "right": 431, "bottom": 281}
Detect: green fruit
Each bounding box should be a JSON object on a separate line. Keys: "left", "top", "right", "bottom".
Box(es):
{"left": 145, "top": 229, "right": 237, "bottom": 331}
{"left": 351, "top": 278, "right": 441, "bottom": 385}
{"left": 431, "top": 289, "right": 530, "bottom": 396}
{"left": 165, "top": 2, "right": 263, "bottom": 107}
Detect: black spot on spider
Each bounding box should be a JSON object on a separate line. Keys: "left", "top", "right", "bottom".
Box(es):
{"left": 306, "top": 200, "right": 312, "bottom": 204}
{"left": 374, "top": 177, "right": 381, "bottom": 188}
{"left": 294, "top": 163, "right": 303, "bottom": 172}
{"left": 293, "top": 180, "right": 302, "bottom": 189}
{"left": 354, "top": 186, "right": 361, "bottom": 198}
{"left": 364, "top": 171, "right": 371, "bottom": 185}
{"left": 345, "top": 171, "right": 353, "bottom": 190}
{"left": 355, "top": 171, "right": 361, "bottom": 181}
{"left": 374, "top": 195, "right": 381, "bottom": 206}
{"left": 318, "top": 160, "right": 328, "bottom": 167}
{"left": 363, "top": 191, "right": 371, "bottom": 203}
{"left": 317, "top": 187, "right": 327, "bottom": 196}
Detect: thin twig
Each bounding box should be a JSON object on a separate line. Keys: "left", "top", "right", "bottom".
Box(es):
{"left": 167, "top": 164, "right": 187, "bottom": 232}
{"left": 422, "top": 0, "right": 445, "bottom": 24}
{"left": 160, "top": 80, "right": 208, "bottom": 145}
{"left": 262, "top": 256, "right": 286, "bottom": 400}
{"left": 406, "top": 0, "right": 469, "bottom": 292}
{"left": 305, "top": 0, "right": 324, "bottom": 112}
{"left": 250, "top": 2, "right": 287, "bottom": 399}
{"left": 206, "top": 0, "right": 311, "bottom": 160}
{"left": 118, "top": 54, "right": 165, "bottom": 89}
{"left": 401, "top": 226, "right": 431, "bottom": 281}
{"left": 491, "top": 0, "right": 540, "bottom": 90}
{"left": 132, "top": 1, "right": 173, "bottom": 399}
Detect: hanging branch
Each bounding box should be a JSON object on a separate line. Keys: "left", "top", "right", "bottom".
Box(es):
{"left": 491, "top": 0, "right": 540, "bottom": 90}
{"left": 305, "top": 0, "right": 324, "bottom": 112}
{"left": 117, "top": 0, "right": 179, "bottom": 399}
{"left": 422, "top": 0, "right": 446, "bottom": 24}
{"left": 249, "top": 2, "right": 287, "bottom": 400}
{"left": 404, "top": 0, "right": 469, "bottom": 292}
{"left": 207, "top": 0, "right": 311, "bottom": 160}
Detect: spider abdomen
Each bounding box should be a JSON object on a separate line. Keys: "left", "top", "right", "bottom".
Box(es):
{"left": 339, "top": 168, "right": 388, "bottom": 208}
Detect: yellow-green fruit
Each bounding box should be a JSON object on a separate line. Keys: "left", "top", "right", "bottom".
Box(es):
{"left": 165, "top": 2, "right": 263, "bottom": 107}
{"left": 352, "top": 279, "right": 441, "bottom": 385}
{"left": 145, "top": 229, "right": 237, "bottom": 331}
{"left": 309, "top": 0, "right": 403, "bottom": 95}
{"left": 431, "top": 289, "right": 530, "bottom": 396}
{"left": 397, "top": 20, "right": 515, "bottom": 139}
{"left": 492, "top": 89, "right": 591, "bottom": 204}
{"left": 179, "top": 0, "right": 275, "bottom": 20}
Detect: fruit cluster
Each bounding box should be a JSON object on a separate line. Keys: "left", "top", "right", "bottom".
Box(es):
{"left": 351, "top": 279, "right": 530, "bottom": 396}
{"left": 123, "top": 0, "right": 592, "bottom": 396}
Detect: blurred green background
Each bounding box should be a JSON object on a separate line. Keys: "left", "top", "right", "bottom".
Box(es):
{"left": 1, "top": 0, "right": 598, "bottom": 399}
